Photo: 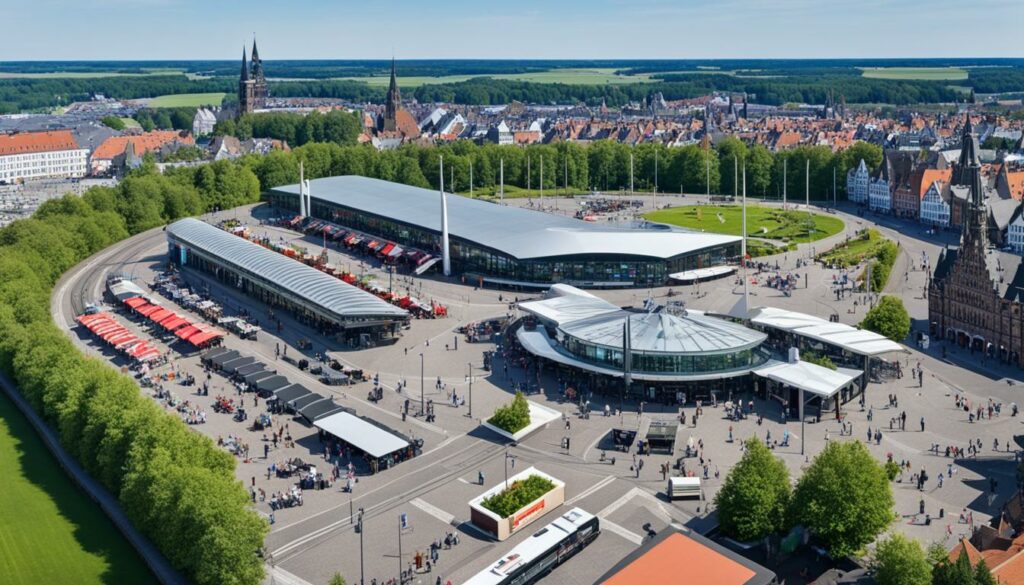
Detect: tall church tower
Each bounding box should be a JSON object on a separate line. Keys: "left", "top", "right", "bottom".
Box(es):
{"left": 382, "top": 58, "right": 400, "bottom": 132}
{"left": 237, "top": 39, "right": 268, "bottom": 118}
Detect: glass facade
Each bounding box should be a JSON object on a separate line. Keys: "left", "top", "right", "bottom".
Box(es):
{"left": 561, "top": 333, "right": 770, "bottom": 376}
{"left": 266, "top": 190, "right": 739, "bottom": 287}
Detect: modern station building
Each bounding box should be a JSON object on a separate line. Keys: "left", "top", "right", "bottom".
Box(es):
{"left": 515, "top": 285, "right": 904, "bottom": 412}
{"left": 267, "top": 175, "right": 740, "bottom": 288}
{"left": 166, "top": 218, "right": 409, "bottom": 344}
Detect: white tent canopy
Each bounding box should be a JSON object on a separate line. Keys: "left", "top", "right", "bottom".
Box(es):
{"left": 748, "top": 306, "right": 906, "bottom": 357}
{"left": 754, "top": 360, "right": 862, "bottom": 398}
{"left": 314, "top": 412, "right": 410, "bottom": 459}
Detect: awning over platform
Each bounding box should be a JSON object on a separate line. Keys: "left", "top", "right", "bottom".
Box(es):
{"left": 314, "top": 412, "right": 410, "bottom": 459}
{"left": 749, "top": 306, "right": 906, "bottom": 357}
{"left": 753, "top": 360, "right": 862, "bottom": 398}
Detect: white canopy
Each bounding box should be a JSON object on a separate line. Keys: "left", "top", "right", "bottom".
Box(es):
{"left": 669, "top": 266, "right": 736, "bottom": 283}
{"left": 749, "top": 306, "right": 906, "bottom": 357}
{"left": 313, "top": 412, "right": 410, "bottom": 459}
{"left": 754, "top": 360, "right": 862, "bottom": 398}
{"left": 518, "top": 294, "right": 619, "bottom": 327}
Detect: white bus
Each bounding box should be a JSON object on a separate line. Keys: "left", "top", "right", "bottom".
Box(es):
{"left": 463, "top": 508, "right": 600, "bottom": 585}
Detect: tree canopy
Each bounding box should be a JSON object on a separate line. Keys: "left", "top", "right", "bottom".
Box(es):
{"left": 791, "top": 441, "right": 894, "bottom": 557}
{"left": 873, "top": 533, "right": 931, "bottom": 585}
{"left": 488, "top": 392, "right": 531, "bottom": 434}
{"left": 860, "top": 295, "right": 911, "bottom": 343}
{"left": 715, "top": 438, "right": 792, "bottom": 541}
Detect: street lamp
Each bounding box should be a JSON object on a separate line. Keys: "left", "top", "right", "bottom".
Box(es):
{"left": 504, "top": 449, "right": 516, "bottom": 489}
{"left": 466, "top": 362, "right": 474, "bottom": 418}
{"left": 357, "top": 507, "right": 365, "bottom": 585}
{"left": 419, "top": 353, "right": 425, "bottom": 415}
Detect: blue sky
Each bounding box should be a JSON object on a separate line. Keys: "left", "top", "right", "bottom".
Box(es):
{"left": 3, "top": 0, "right": 1022, "bottom": 60}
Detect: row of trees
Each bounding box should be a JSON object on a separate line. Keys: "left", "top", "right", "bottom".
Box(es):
{"left": 0, "top": 161, "right": 266, "bottom": 584}
{"left": 133, "top": 107, "right": 198, "bottom": 132}
{"left": 0, "top": 75, "right": 233, "bottom": 113}
{"left": 874, "top": 534, "right": 996, "bottom": 585}
{"left": 715, "top": 439, "right": 894, "bottom": 557}
{"left": 226, "top": 118, "right": 883, "bottom": 202}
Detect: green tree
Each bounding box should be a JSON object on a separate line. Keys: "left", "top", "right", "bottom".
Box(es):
{"left": 860, "top": 295, "right": 910, "bottom": 343}
{"left": 715, "top": 438, "right": 791, "bottom": 541}
{"left": 872, "top": 533, "right": 931, "bottom": 585}
{"left": 932, "top": 549, "right": 977, "bottom": 585}
{"left": 746, "top": 145, "right": 774, "bottom": 197}
{"left": 101, "top": 115, "right": 126, "bottom": 131}
{"left": 791, "top": 441, "right": 894, "bottom": 557}
{"left": 488, "top": 392, "right": 531, "bottom": 434}
{"left": 716, "top": 137, "right": 748, "bottom": 198}
{"left": 974, "top": 559, "right": 996, "bottom": 585}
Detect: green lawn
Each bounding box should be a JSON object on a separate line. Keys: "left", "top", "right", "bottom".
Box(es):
{"left": 860, "top": 67, "right": 968, "bottom": 81}
{"left": 119, "top": 118, "right": 141, "bottom": 130}
{"left": 644, "top": 205, "right": 844, "bottom": 243}
{"left": 147, "top": 92, "right": 226, "bottom": 108}
{"left": 817, "top": 229, "right": 890, "bottom": 267}
{"left": 339, "top": 67, "right": 658, "bottom": 88}
{"left": 0, "top": 391, "right": 151, "bottom": 585}
{"left": 458, "top": 184, "right": 586, "bottom": 200}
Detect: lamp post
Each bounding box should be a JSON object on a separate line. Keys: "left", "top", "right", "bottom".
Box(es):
{"left": 467, "top": 362, "right": 474, "bottom": 418}
{"left": 397, "top": 513, "right": 404, "bottom": 584}
{"left": 357, "top": 507, "right": 365, "bottom": 585}
{"left": 504, "top": 449, "right": 516, "bottom": 489}
{"left": 419, "top": 353, "right": 425, "bottom": 416}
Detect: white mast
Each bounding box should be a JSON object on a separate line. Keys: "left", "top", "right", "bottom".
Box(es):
{"left": 629, "top": 153, "right": 634, "bottom": 196}
{"left": 299, "top": 161, "right": 307, "bottom": 216}
{"left": 742, "top": 161, "right": 749, "bottom": 313}
{"left": 653, "top": 149, "right": 658, "bottom": 210}
{"left": 805, "top": 158, "right": 810, "bottom": 208}
{"left": 540, "top": 155, "right": 544, "bottom": 204}
{"left": 499, "top": 158, "right": 504, "bottom": 204}
{"left": 440, "top": 156, "right": 451, "bottom": 276}
{"left": 783, "top": 158, "right": 787, "bottom": 210}
{"left": 469, "top": 159, "right": 473, "bottom": 198}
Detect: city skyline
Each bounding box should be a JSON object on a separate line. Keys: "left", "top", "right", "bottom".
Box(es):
{"left": 5, "top": 0, "right": 1023, "bottom": 61}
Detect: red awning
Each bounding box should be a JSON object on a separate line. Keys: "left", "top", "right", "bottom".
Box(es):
{"left": 157, "top": 312, "right": 181, "bottom": 325}
{"left": 175, "top": 325, "right": 202, "bottom": 340}
{"left": 114, "top": 336, "right": 140, "bottom": 349}
{"left": 188, "top": 330, "right": 223, "bottom": 346}
{"left": 379, "top": 243, "right": 395, "bottom": 256}
{"left": 137, "top": 305, "right": 162, "bottom": 317}
{"left": 148, "top": 308, "right": 173, "bottom": 322}
{"left": 123, "top": 297, "right": 148, "bottom": 308}
{"left": 162, "top": 317, "right": 191, "bottom": 331}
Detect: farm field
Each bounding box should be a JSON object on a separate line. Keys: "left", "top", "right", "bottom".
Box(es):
{"left": 0, "top": 69, "right": 184, "bottom": 79}
{"left": 146, "top": 92, "right": 226, "bottom": 107}
{"left": 860, "top": 67, "right": 968, "bottom": 80}
{"left": 0, "top": 390, "right": 151, "bottom": 585}
{"left": 644, "top": 204, "right": 844, "bottom": 243}
{"left": 339, "top": 67, "right": 658, "bottom": 87}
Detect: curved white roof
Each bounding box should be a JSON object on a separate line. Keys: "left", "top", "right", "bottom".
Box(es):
{"left": 562, "top": 309, "right": 766, "bottom": 354}
{"left": 167, "top": 218, "right": 407, "bottom": 320}
{"left": 271, "top": 176, "right": 740, "bottom": 261}
{"left": 748, "top": 306, "right": 905, "bottom": 357}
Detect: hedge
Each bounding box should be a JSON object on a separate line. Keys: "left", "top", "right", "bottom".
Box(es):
{"left": 488, "top": 391, "right": 531, "bottom": 434}
{"left": 0, "top": 162, "right": 266, "bottom": 585}
{"left": 481, "top": 475, "right": 556, "bottom": 519}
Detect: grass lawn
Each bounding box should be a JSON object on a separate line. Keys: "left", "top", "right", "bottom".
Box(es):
{"left": 860, "top": 67, "right": 968, "bottom": 81}
{"left": 0, "top": 391, "right": 151, "bottom": 585}
{"left": 644, "top": 205, "right": 844, "bottom": 243}
{"left": 817, "top": 229, "right": 890, "bottom": 267}
{"left": 147, "top": 92, "right": 226, "bottom": 108}
{"left": 340, "top": 67, "right": 658, "bottom": 88}
{"left": 119, "top": 118, "right": 141, "bottom": 130}
{"left": 458, "top": 184, "right": 586, "bottom": 200}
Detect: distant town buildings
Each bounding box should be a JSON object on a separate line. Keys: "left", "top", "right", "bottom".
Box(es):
{"left": 846, "top": 159, "right": 870, "bottom": 204}
{"left": 91, "top": 130, "right": 195, "bottom": 175}
{"left": 0, "top": 130, "right": 89, "bottom": 184}
{"left": 192, "top": 108, "right": 218, "bottom": 136}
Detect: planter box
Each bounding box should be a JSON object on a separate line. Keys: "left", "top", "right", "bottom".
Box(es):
{"left": 468, "top": 467, "right": 565, "bottom": 541}
{"left": 482, "top": 400, "right": 562, "bottom": 442}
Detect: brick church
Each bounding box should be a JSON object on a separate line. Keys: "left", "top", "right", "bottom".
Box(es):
{"left": 928, "top": 117, "right": 1024, "bottom": 366}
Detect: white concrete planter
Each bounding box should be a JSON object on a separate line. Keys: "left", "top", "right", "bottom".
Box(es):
{"left": 468, "top": 467, "right": 565, "bottom": 541}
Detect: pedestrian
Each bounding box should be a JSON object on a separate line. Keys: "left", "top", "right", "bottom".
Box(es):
{"left": 920, "top": 417, "right": 925, "bottom": 432}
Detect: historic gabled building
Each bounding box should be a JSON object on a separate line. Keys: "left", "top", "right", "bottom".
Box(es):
{"left": 238, "top": 39, "right": 268, "bottom": 117}
{"left": 929, "top": 118, "right": 1024, "bottom": 365}
{"left": 846, "top": 159, "right": 870, "bottom": 204}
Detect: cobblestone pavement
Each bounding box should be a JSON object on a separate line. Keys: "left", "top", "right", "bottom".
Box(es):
{"left": 51, "top": 197, "right": 1024, "bottom": 585}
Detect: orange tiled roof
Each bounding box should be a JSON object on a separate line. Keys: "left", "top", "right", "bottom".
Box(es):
{"left": 950, "top": 538, "right": 985, "bottom": 565}
{"left": 92, "top": 131, "right": 194, "bottom": 161}
{"left": 1005, "top": 171, "right": 1024, "bottom": 201}
{"left": 0, "top": 130, "right": 79, "bottom": 156}
{"left": 919, "top": 169, "right": 953, "bottom": 199}
{"left": 994, "top": 550, "right": 1024, "bottom": 583}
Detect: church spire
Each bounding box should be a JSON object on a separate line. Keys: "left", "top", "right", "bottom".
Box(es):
{"left": 240, "top": 46, "right": 249, "bottom": 81}
{"left": 382, "top": 57, "right": 401, "bottom": 132}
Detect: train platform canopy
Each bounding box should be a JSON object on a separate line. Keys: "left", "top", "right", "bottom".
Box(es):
{"left": 271, "top": 176, "right": 740, "bottom": 262}
{"left": 314, "top": 411, "right": 410, "bottom": 459}
{"left": 598, "top": 530, "right": 777, "bottom": 585}
{"left": 748, "top": 307, "right": 906, "bottom": 357}
{"left": 754, "top": 360, "right": 862, "bottom": 399}
{"left": 167, "top": 218, "right": 408, "bottom": 321}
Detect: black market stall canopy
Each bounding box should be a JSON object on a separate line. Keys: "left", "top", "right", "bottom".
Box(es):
{"left": 235, "top": 362, "right": 267, "bottom": 378}
{"left": 289, "top": 393, "right": 325, "bottom": 412}
{"left": 313, "top": 411, "right": 412, "bottom": 460}
{"left": 221, "top": 356, "right": 257, "bottom": 374}
{"left": 273, "top": 384, "right": 313, "bottom": 404}
{"left": 201, "top": 347, "right": 232, "bottom": 364}
{"left": 207, "top": 349, "right": 241, "bottom": 368}
{"left": 255, "top": 375, "right": 290, "bottom": 394}
{"left": 297, "top": 397, "right": 348, "bottom": 423}
{"left": 645, "top": 422, "right": 678, "bottom": 454}
{"left": 243, "top": 370, "right": 275, "bottom": 386}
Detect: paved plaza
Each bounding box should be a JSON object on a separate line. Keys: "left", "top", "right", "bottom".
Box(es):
{"left": 51, "top": 194, "right": 1024, "bottom": 585}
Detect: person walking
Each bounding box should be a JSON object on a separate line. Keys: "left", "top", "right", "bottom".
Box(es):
{"left": 920, "top": 417, "right": 925, "bottom": 432}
